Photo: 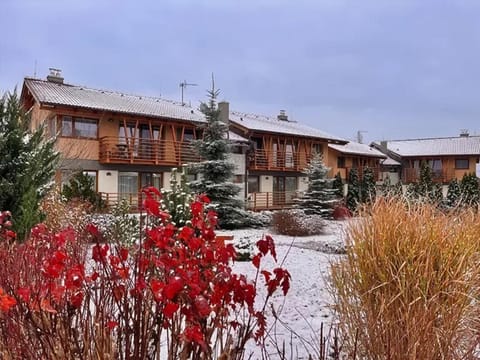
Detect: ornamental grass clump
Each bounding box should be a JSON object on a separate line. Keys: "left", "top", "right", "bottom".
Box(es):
{"left": 330, "top": 197, "right": 480, "bottom": 360}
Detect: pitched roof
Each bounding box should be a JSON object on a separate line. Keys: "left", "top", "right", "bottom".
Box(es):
{"left": 381, "top": 156, "right": 401, "bottom": 166}
{"left": 23, "top": 78, "right": 205, "bottom": 123}
{"left": 229, "top": 111, "right": 346, "bottom": 143}
{"left": 228, "top": 131, "right": 249, "bottom": 143}
{"left": 373, "top": 136, "right": 480, "bottom": 157}
{"left": 328, "top": 141, "right": 386, "bottom": 158}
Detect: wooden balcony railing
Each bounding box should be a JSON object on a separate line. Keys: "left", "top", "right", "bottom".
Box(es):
{"left": 403, "top": 168, "right": 456, "bottom": 184}
{"left": 248, "top": 150, "right": 311, "bottom": 171}
{"left": 99, "top": 137, "right": 201, "bottom": 165}
{"left": 246, "top": 191, "right": 303, "bottom": 211}
{"left": 100, "top": 192, "right": 145, "bottom": 211}
{"left": 345, "top": 167, "right": 381, "bottom": 182}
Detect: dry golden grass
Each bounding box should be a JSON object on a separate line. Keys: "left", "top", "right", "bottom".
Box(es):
{"left": 330, "top": 197, "right": 480, "bottom": 359}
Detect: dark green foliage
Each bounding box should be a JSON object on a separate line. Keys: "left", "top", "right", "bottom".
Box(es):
{"left": 445, "top": 178, "right": 461, "bottom": 208}
{"left": 332, "top": 172, "right": 344, "bottom": 198}
{"left": 189, "top": 83, "right": 260, "bottom": 229}
{"left": 460, "top": 173, "right": 480, "bottom": 206}
{"left": 62, "top": 172, "right": 105, "bottom": 210}
{"left": 346, "top": 168, "right": 361, "bottom": 211}
{"left": 361, "top": 167, "right": 376, "bottom": 203}
{"left": 160, "top": 168, "right": 192, "bottom": 227}
{"left": 410, "top": 162, "right": 443, "bottom": 204}
{"left": 0, "top": 91, "right": 59, "bottom": 240}
{"left": 296, "top": 153, "right": 338, "bottom": 218}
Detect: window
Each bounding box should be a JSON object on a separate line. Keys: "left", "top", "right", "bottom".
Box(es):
{"left": 61, "top": 116, "right": 98, "bottom": 138}
{"left": 455, "top": 159, "right": 469, "bottom": 169}
{"left": 248, "top": 176, "right": 259, "bottom": 193}
{"left": 312, "top": 143, "right": 323, "bottom": 155}
{"left": 337, "top": 157, "right": 346, "bottom": 168}
{"left": 118, "top": 172, "right": 138, "bottom": 196}
{"left": 84, "top": 171, "right": 97, "bottom": 191}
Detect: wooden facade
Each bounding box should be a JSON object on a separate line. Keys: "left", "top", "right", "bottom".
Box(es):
{"left": 401, "top": 156, "right": 478, "bottom": 183}
{"left": 328, "top": 147, "right": 384, "bottom": 181}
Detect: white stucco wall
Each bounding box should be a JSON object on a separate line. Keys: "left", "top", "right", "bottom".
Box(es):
{"left": 98, "top": 170, "right": 118, "bottom": 193}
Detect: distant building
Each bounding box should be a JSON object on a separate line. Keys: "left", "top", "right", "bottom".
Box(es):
{"left": 371, "top": 133, "right": 480, "bottom": 184}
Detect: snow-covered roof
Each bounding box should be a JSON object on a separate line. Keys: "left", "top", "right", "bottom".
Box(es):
{"left": 329, "top": 141, "right": 386, "bottom": 158}
{"left": 373, "top": 136, "right": 480, "bottom": 157}
{"left": 23, "top": 78, "right": 206, "bottom": 123}
{"left": 381, "top": 156, "right": 401, "bottom": 166}
{"left": 228, "top": 131, "right": 249, "bottom": 143}
{"left": 230, "top": 111, "right": 346, "bottom": 143}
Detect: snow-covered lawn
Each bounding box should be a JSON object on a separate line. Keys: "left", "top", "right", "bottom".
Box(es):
{"left": 218, "top": 220, "right": 349, "bottom": 359}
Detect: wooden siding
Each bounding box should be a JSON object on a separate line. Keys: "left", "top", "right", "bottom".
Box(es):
{"left": 328, "top": 147, "right": 383, "bottom": 180}
{"left": 402, "top": 156, "right": 478, "bottom": 183}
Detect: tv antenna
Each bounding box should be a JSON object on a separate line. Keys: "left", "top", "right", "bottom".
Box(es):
{"left": 179, "top": 80, "right": 198, "bottom": 105}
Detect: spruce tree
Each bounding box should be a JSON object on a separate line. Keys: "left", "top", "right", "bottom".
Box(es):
{"left": 296, "top": 153, "right": 338, "bottom": 218}
{"left": 346, "top": 168, "right": 361, "bottom": 211}
{"left": 189, "top": 83, "right": 256, "bottom": 229}
{"left": 361, "top": 167, "right": 376, "bottom": 203}
{"left": 445, "top": 178, "right": 461, "bottom": 208}
{"left": 62, "top": 171, "right": 105, "bottom": 210}
{"left": 460, "top": 173, "right": 480, "bottom": 207}
{"left": 0, "top": 91, "right": 59, "bottom": 240}
{"left": 332, "top": 172, "right": 344, "bottom": 198}
{"left": 411, "top": 161, "right": 443, "bottom": 204}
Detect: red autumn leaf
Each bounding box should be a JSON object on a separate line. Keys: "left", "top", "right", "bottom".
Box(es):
{"left": 106, "top": 320, "right": 119, "bottom": 330}
{"left": 69, "top": 292, "right": 83, "bottom": 308}
{"left": 191, "top": 201, "right": 203, "bottom": 217}
{"left": 0, "top": 288, "right": 16, "bottom": 312}
{"left": 194, "top": 295, "right": 211, "bottom": 318}
{"left": 261, "top": 270, "right": 271, "bottom": 283}
{"left": 252, "top": 254, "right": 262, "bottom": 269}
{"left": 17, "top": 287, "right": 30, "bottom": 303}
{"left": 199, "top": 193, "right": 210, "bottom": 204}
{"left": 117, "top": 267, "right": 130, "bottom": 280}
{"left": 119, "top": 247, "right": 129, "bottom": 261}
{"left": 256, "top": 239, "right": 269, "bottom": 256}
{"left": 92, "top": 244, "right": 109, "bottom": 262}
{"left": 142, "top": 186, "right": 161, "bottom": 197}
{"left": 163, "top": 277, "right": 184, "bottom": 300}
{"left": 162, "top": 301, "right": 179, "bottom": 318}
{"left": 254, "top": 311, "right": 267, "bottom": 341}
{"left": 265, "top": 235, "right": 277, "bottom": 261}
{"left": 182, "top": 325, "right": 206, "bottom": 348}
{"left": 86, "top": 223, "right": 100, "bottom": 238}
{"left": 178, "top": 226, "right": 195, "bottom": 241}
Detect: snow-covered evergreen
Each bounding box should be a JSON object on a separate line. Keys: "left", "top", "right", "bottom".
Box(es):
{"left": 160, "top": 168, "right": 193, "bottom": 227}
{"left": 346, "top": 168, "right": 361, "bottom": 211}
{"left": 295, "top": 153, "right": 338, "bottom": 218}
{"left": 188, "top": 83, "right": 260, "bottom": 229}
{"left": 445, "top": 178, "right": 461, "bottom": 208}
{"left": 0, "top": 91, "right": 59, "bottom": 239}
{"left": 361, "top": 167, "right": 376, "bottom": 203}
{"left": 460, "top": 172, "right": 480, "bottom": 206}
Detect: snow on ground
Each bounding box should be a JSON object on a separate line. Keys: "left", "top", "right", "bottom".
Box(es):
{"left": 217, "top": 220, "right": 349, "bottom": 359}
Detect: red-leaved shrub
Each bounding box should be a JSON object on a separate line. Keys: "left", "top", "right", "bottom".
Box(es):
{"left": 0, "top": 189, "right": 290, "bottom": 359}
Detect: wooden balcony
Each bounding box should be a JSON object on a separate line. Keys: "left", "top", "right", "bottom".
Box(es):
{"left": 403, "top": 168, "right": 456, "bottom": 184}
{"left": 248, "top": 149, "right": 310, "bottom": 172}
{"left": 247, "top": 191, "right": 303, "bottom": 211}
{"left": 99, "top": 137, "right": 201, "bottom": 165}
{"left": 345, "top": 167, "right": 381, "bottom": 182}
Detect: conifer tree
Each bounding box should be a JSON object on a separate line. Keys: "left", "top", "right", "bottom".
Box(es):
{"left": 0, "top": 91, "right": 59, "bottom": 240}
{"left": 189, "top": 82, "right": 258, "bottom": 229}
{"left": 460, "top": 173, "right": 480, "bottom": 206}
{"left": 445, "top": 178, "right": 461, "bottom": 208}
{"left": 295, "top": 153, "right": 338, "bottom": 217}
{"left": 411, "top": 161, "right": 443, "bottom": 204}
{"left": 62, "top": 171, "right": 104, "bottom": 210}
{"left": 346, "top": 168, "right": 361, "bottom": 211}
{"left": 332, "top": 171, "right": 344, "bottom": 198}
{"left": 361, "top": 167, "right": 376, "bottom": 203}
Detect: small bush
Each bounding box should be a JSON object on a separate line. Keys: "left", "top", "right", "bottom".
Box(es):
{"left": 330, "top": 198, "right": 480, "bottom": 359}
{"left": 271, "top": 209, "right": 325, "bottom": 236}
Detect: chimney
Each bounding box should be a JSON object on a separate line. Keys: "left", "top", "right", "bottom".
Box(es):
{"left": 277, "top": 110, "right": 288, "bottom": 121}
{"left": 460, "top": 129, "right": 469, "bottom": 137}
{"left": 380, "top": 140, "right": 388, "bottom": 150}
{"left": 218, "top": 101, "right": 230, "bottom": 125}
{"left": 46, "top": 68, "right": 64, "bottom": 84}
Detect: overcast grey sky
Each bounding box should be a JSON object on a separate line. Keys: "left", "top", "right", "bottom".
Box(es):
{"left": 2, "top": 0, "right": 480, "bottom": 143}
